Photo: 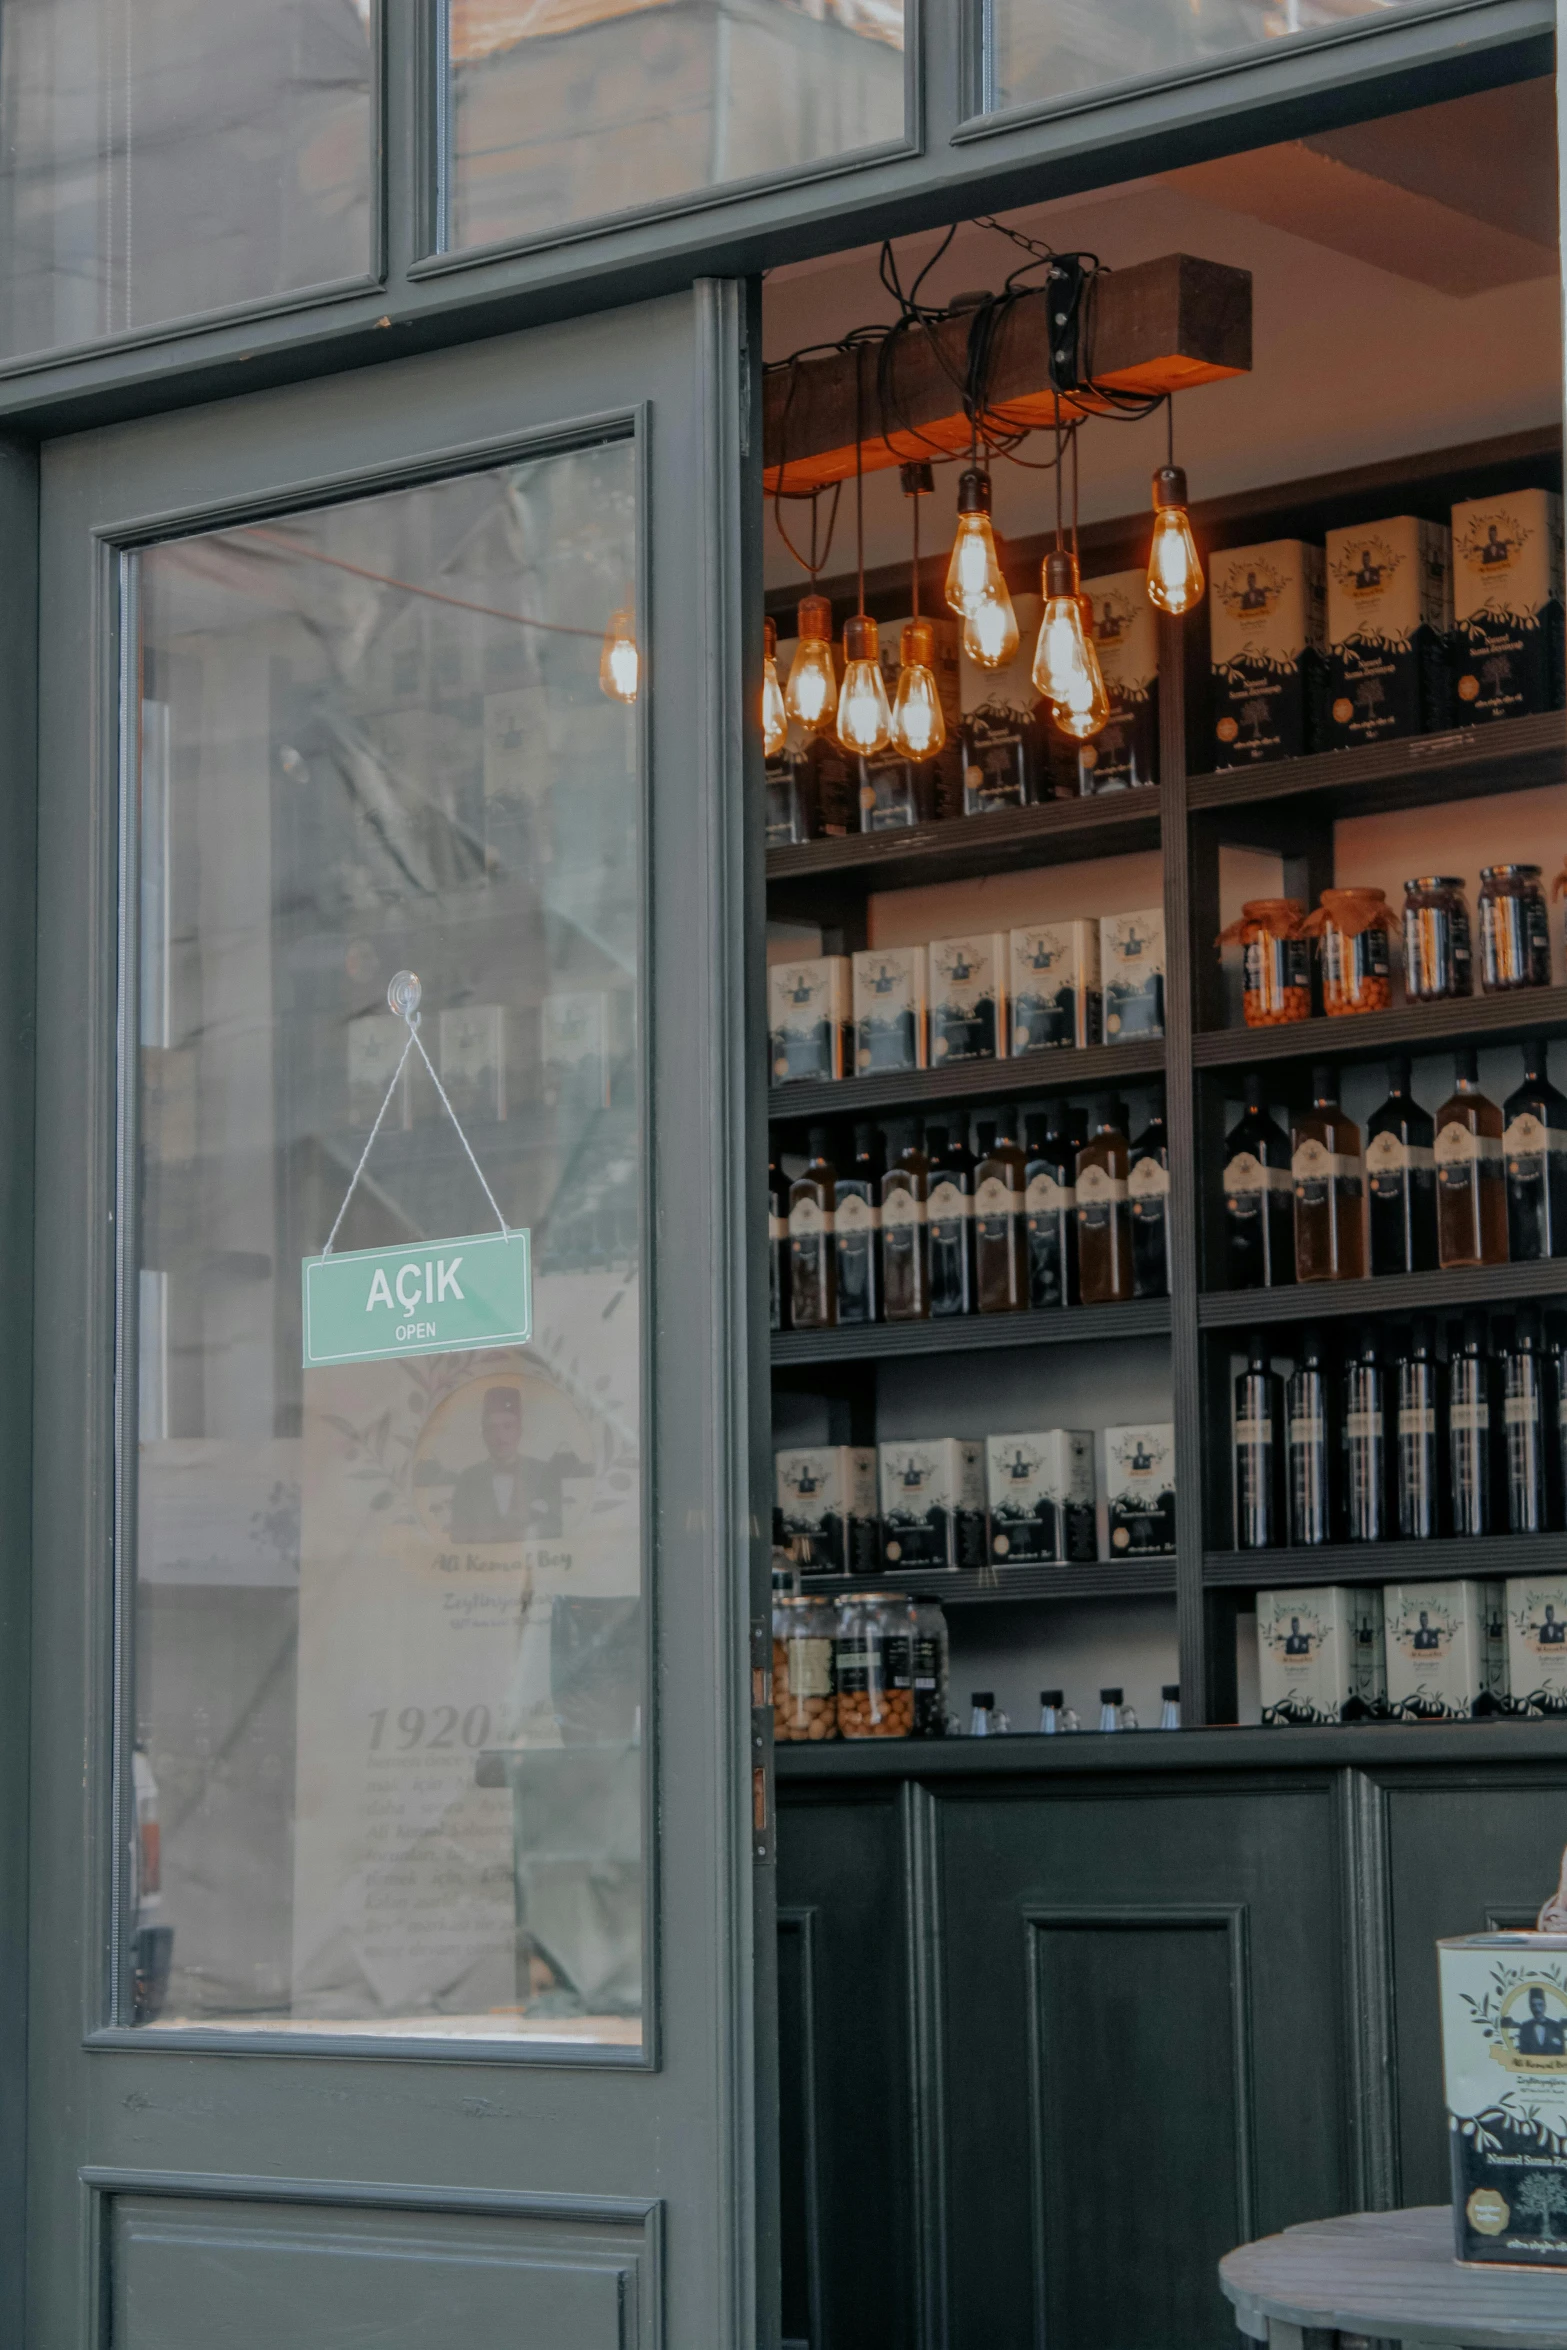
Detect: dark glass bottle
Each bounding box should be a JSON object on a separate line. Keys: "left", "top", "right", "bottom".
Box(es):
{"left": 1286, "top": 1326, "right": 1333, "bottom": 1546}
{"left": 1393, "top": 1319, "right": 1441, "bottom": 1540}
{"left": 1065, "top": 1101, "right": 1090, "bottom": 1162}
{"left": 1076, "top": 1098, "right": 1133, "bottom": 1305}
{"left": 1548, "top": 1314, "right": 1567, "bottom": 1531}
{"left": 1366, "top": 1055, "right": 1437, "bottom": 1276}
{"left": 768, "top": 1151, "right": 790, "bottom": 1331}
{"left": 1292, "top": 1064, "right": 1366, "bottom": 1283}
{"left": 1435, "top": 1050, "right": 1508, "bottom": 1270}
{"left": 834, "top": 1122, "right": 882, "bottom": 1325}
{"left": 1504, "top": 1042, "right": 1567, "bottom": 1262}
{"left": 880, "top": 1120, "right": 930, "bottom": 1323}
{"left": 1222, "top": 1074, "right": 1294, "bottom": 1291}
{"left": 1128, "top": 1089, "right": 1170, "bottom": 1301}
{"left": 1449, "top": 1311, "right": 1494, "bottom": 1536}
{"left": 1342, "top": 1327, "right": 1387, "bottom": 1542}
{"left": 1023, "top": 1106, "right": 1076, "bottom": 1308}
{"left": 1234, "top": 1334, "right": 1281, "bottom": 1550}
{"left": 926, "top": 1124, "right": 976, "bottom": 1318}
{"left": 1502, "top": 1310, "right": 1549, "bottom": 1535}
{"left": 788, "top": 1127, "right": 837, "bottom": 1328}
{"left": 974, "top": 1117, "right": 1027, "bottom": 1313}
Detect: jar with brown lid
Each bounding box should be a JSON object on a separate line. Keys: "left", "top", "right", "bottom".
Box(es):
{"left": 1402, "top": 876, "right": 1473, "bottom": 1002}
{"left": 1479, "top": 864, "right": 1551, "bottom": 992}
{"left": 773, "top": 1594, "right": 838, "bottom": 1743}
{"left": 1304, "top": 888, "right": 1393, "bottom": 1016}
{"left": 835, "top": 1594, "right": 914, "bottom": 1739}
{"left": 1217, "top": 898, "right": 1310, "bottom": 1027}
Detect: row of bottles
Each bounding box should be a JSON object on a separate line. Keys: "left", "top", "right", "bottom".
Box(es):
{"left": 1224, "top": 1045, "right": 1567, "bottom": 1288}
{"left": 773, "top": 1095, "right": 1169, "bottom": 1328}
{"left": 967, "top": 1686, "right": 1181, "bottom": 1733}
{"left": 1232, "top": 1314, "right": 1567, "bottom": 1548}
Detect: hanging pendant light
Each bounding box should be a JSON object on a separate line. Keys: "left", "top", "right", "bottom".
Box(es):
{"left": 1147, "top": 399, "right": 1204, "bottom": 616}
{"left": 961, "top": 590, "right": 1020, "bottom": 671}
{"left": 762, "top": 616, "right": 788, "bottom": 757}
{"left": 889, "top": 463, "right": 947, "bottom": 761}
{"left": 784, "top": 593, "right": 837, "bottom": 734}
{"left": 599, "top": 608, "right": 639, "bottom": 704}
{"left": 1032, "top": 549, "right": 1109, "bottom": 741}
{"left": 835, "top": 348, "right": 892, "bottom": 758}
{"left": 944, "top": 468, "right": 1018, "bottom": 672}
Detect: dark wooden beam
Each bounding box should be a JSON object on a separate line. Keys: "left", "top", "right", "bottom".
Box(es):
{"left": 763, "top": 252, "right": 1252, "bottom": 494}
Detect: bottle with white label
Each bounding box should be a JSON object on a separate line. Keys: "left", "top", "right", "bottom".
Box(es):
{"left": 1292, "top": 1064, "right": 1365, "bottom": 1283}
{"left": 1342, "top": 1327, "right": 1387, "bottom": 1542}
{"left": 1436, "top": 1049, "right": 1508, "bottom": 1269}
{"left": 769, "top": 1151, "right": 790, "bottom": 1331}
{"left": 1222, "top": 1074, "right": 1294, "bottom": 1290}
{"left": 926, "top": 1124, "right": 976, "bottom": 1317}
{"left": 833, "top": 1121, "right": 882, "bottom": 1325}
{"left": 1076, "top": 1097, "right": 1133, "bottom": 1304}
{"left": 1233, "top": 1333, "right": 1281, "bottom": 1549}
{"left": 1503, "top": 1043, "right": 1567, "bottom": 1262}
{"left": 1502, "top": 1309, "right": 1548, "bottom": 1534}
{"left": 974, "top": 1117, "right": 1027, "bottom": 1314}
{"left": 789, "top": 1126, "right": 837, "bottom": 1328}
{"left": 1286, "top": 1326, "right": 1334, "bottom": 1545}
{"left": 1129, "top": 1088, "right": 1170, "bottom": 1301}
{"left": 1366, "top": 1055, "right": 1437, "bottom": 1276}
{"left": 1393, "top": 1318, "right": 1441, "bottom": 1539}
{"left": 880, "top": 1120, "right": 930, "bottom": 1322}
{"left": 1448, "top": 1311, "right": 1494, "bottom": 1536}
{"left": 1023, "top": 1105, "right": 1077, "bottom": 1309}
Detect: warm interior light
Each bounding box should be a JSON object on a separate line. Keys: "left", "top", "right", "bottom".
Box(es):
{"left": 784, "top": 592, "right": 837, "bottom": 734}
{"left": 1032, "top": 550, "right": 1109, "bottom": 741}
{"left": 944, "top": 468, "right": 1014, "bottom": 631}
{"left": 1147, "top": 464, "right": 1204, "bottom": 616}
{"left": 599, "top": 608, "right": 639, "bottom": 704}
{"left": 890, "top": 619, "right": 946, "bottom": 760}
{"left": 762, "top": 616, "right": 788, "bottom": 757}
{"left": 836, "top": 614, "right": 892, "bottom": 757}
{"left": 962, "top": 589, "right": 1020, "bottom": 671}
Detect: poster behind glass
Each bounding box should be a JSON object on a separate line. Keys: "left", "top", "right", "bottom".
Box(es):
{"left": 128, "top": 443, "right": 645, "bottom": 2047}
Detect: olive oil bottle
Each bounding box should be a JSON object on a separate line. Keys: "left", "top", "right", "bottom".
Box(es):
{"left": 974, "top": 1118, "right": 1027, "bottom": 1313}
{"left": 1222, "top": 1074, "right": 1294, "bottom": 1290}
{"left": 1501, "top": 1309, "right": 1549, "bottom": 1534}
{"left": 1076, "top": 1098, "right": 1133, "bottom": 1305}
{"left": 1291, "top": 1064, "right": 1365, "bottom": 1283}
{"left": 834, "top": 1122, "right": 882, "bottom": 1325}
{"left": 788, "top": 1126, "right": 837, "bottom": 1328}
{"left": 1366, "top": 1055, "right": 1437, "bottom": 1275}
{"left": 1503, "top": 1042, "right": 1567, "bottom": 1262}
{"left": 1233, "top": 1334, "right": 1282, "bottom": 1550}
{"left": 1393, "top": 1319, "right": 1442, "bottom": 1539}
{"left": 768, "top": 1150, "right": 790, "bottom": 1330}
{"left": 880, "top": 1120, "right": 930, "bottom": 1322}
{"left": 1023, "top": 1105, "right": 1077, "bottom": 1308}
{"left": 1449, "top": 1311, "right": 1495, "bottom": 1536}
{"left": 1342, "top": 1327, "right": 1388, "bottom": 1542}
{"left": 1435, "top": 1049, "right": 1508, "bottom": 1270}
{"left": 1129, "top": 1089, "right": 1170, "bottom": 1300}
{"left": 1286, "top": 1326, "right": 1334, "bottom": 1546}
{"left": 926, "top": 1124, "right": 976, "bottom": 1318}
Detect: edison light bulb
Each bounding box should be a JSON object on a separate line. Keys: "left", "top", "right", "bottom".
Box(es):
{"left": 599, "top": 608, "right": 639, "bottom": 704}
{"left": 1032, "top": 550, "right": 1110, "bottom": 742}
{"left": 962, "top": 589, "right": 1020, "bottom": 671}
{"left": 784, "top": 592, "right": 837, "bottom": 735}
{"left": 761, "top": 616, "right": 788, "bottom": 757}
{"left": 890, "top": 619, "right": 946, "bottom": 760}
{"left": 1147, "top": 463, "right": 1204, "bottom": 616}
{"left": 944, "top": 468, "right": 1014, "bottom": 631}
{"left": 836, "top": 614, "right": 892, "bottom": 758}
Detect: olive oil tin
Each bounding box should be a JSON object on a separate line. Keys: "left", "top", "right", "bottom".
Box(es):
{"left": 1103, "top": 1422, "right": 1175, "bottom": 1555}
{"left": 1256, "top": 1585, "right": 1385, "bottom": 1725}
{"left": 1069, "top": 567, "right": 1160, "bottom": 794}
{"left": 878, "top": 1439, "right": 987, "bottom": 1569}
{"left": 775, "top": 1447, "right": 879, "bottom": 1575}
{"left": 852, "top": 946, "right": 927, "bottom": 1075}
{"left": 928, "top": 933, "right": 1007, "bottom": 1065}
{"left": 768, "top": 954, "right": 850, "bottom": 1086}
{"left": 1383, "top": 1578, "right": 1505, "bottom": 1720}
{"left": 1451, "top": 489, "right": 1565, "bottom": 724}
{"left": 958, "top": 594, "right": 1048, "bottom": 813}
{"left": 1324, "top": 516, "right": 1451, "bottom": 749}
{"left": 1100, "top": 908, "right": 1165, "bottom": 1042}
{"left": 1506, "top": 1574, "right": 1567, "bottom": 1715}
{"left": 985, "top": 1430, "right": 1096, "bottom": 1565}
{"left": 1209, "top": 538, "right": 1326, "bottom": 766}
{"left": 1440, "top": 1931, "right": 1567, "bottom": 2265}
{"left": 1009, "top": 920, "right": 1100, "bottom": 1053}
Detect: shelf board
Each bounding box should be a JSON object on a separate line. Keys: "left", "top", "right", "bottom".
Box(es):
{"left": 1204, "top": 1531, "right": 1567, "bottom": 1589}
{"left": 1187, "top": 708, "right": 1566, "bottom": 821}
{"left": 772, "top": 1296, "right": 1170, "bottom": 1366}
{"left": 1199, "top": 1258, "right": 1567, "bottom": 1329}
{"left": 1193, "top": 987, "right": 1567, "bottom": 1071}
{"left": 768, "top": 1037, "right": 1164, "bottom": 1125}
{"left": 765, "top": 789, "right": 1160, "bottom": 903}
{"left": 788, "top": 1558, "right": 1177, "bottom": 1605}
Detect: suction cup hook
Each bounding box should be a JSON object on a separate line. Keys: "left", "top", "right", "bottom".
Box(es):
{"left": 387, "top": 969, "right": 422, "bottom": 1026}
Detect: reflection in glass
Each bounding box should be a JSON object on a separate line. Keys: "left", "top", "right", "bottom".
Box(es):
{"left": 447, "top": 0, "right": 905, "bottom": 253}
{"left": 0, "top": 0, "right": 374, "bottom": 361}
{"left": 128, "top": 445, "right": 645, "bottom": 2046}
{"left": 984, "top": 0, "right": 1421, "bottom": 117}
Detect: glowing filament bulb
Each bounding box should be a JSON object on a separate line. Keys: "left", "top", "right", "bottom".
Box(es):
{"left": 599, "top": 608, "right": 639, "bottom": 704}
{"left": 1147, "top": 464, "right": 1204, "bottom": 616}
{"left": 836, "top": 614, "right": 892, "bottom": 758}
{"left": 944, "top": 468, "right": 1014, "bottom": 636}
{"left": 962, "top": 589, "right": 1020, "bottom": 671}
{"left": 890, "top": 619, "right": 947, "bottom": 760}
{"left": 784, "top": 592, "right": 837, "bottom": 734}
{"left": 761, "top": 616, "right": 788, "bottom": 757}
{"left": 1032, "top": 550, "right": 1110, "bottom": 742}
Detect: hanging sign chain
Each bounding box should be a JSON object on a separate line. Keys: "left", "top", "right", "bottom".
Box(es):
{"left": 321, "top": 970, "right": 509, "bottom": 1257}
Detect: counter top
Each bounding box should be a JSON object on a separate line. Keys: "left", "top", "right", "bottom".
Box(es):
{"left": 774, "top": 1718, "right": 1567, "bottom": 1781}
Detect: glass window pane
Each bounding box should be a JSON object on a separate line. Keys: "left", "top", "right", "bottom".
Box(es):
{"left": 447, "top": 0, "right": 905, "bottom": 254}
{"left": 0, "top": 0, "right": 374, "bottom": 361}
{"left": 985, "top": 0, "right": 1435, "bottom": 119}
{"left": 126, "top": 444, "right": 645, "bottom": 2049}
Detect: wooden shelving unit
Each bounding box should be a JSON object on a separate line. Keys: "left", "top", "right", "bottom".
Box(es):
{"left": 1204, "top": 1530, "right": 1567, "bottom": 1589}
{"left": 773, "top": 1297, "right": 1169, "bottom": 1367}
{"left": 787, "top": 1556, "right": 1177, "bottom": 1604}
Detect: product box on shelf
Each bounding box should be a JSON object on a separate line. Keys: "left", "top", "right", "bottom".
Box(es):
{"left": 1384, "top": 1579, "right": 1506, "bottom": 1720}
{"left": 957, "top": 594, "right": 1049, "bottom": 814}
{"left": 852, "top": 946, "right": 927, "bottom": 1074}
{"left": 1103, "top": 1422, "right": 1176, "bottom": 1555}
{"left": 1506, "top": 1575, "right": 1567, "bottom": 1715}
{"left": 1009, "top": 920, "right": 1100, "bottom": 1053}
{"left": 879, "top": 1438, "right": 987, "bottom": 1569}
{"left": 1100, "top": 908, "right": 1165, "bottom": 1041}
{"left": 867, "top": 613, "right": 964, "bottom": 827}
{"left": 1075, "top": 566, "right": 1160, "bottom": 794}
{"left": 775, "top": 1447, "right": 879, "bottom": 1576}
{"left": 928, "top": 933, "right": 1007, "bottom": 1064}
{"left": 1451, "top": 488, "right": 1565, "bottom": 724}
{"left": 440, "top": 1004, "right": 508, "bottom": 1123}
{"left": 765, "top": 742, "right": 813, "bottom": 847}
{"left": 1324, "top": 516, "right": 1452, "bottom": 749}
{"left": 769, "top": 954, "right": 850, "bottom": 1086}
{"left": 1208, "top": 538, "right": 1326, "bottom": 767}
{"left": 1440, "top": 1929, "right": 1567, "bottom": 2267}
{"left": 1256, "top": 1585, "right": 1386, "bottom": 1725}
{"left": 985, "top": 1430, "right": 1096, "bottom": 1565}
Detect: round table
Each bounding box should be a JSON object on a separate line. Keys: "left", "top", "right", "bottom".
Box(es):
{"left": 1220, "top": 2207, "right": 1567, "bottom": 2350}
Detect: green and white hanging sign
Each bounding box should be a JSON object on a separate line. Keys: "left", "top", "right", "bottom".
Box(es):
{"left": 302, "top": 971, "right": 530, "bottom": 1369}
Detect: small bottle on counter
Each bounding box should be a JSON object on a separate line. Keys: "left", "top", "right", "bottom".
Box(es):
{"left": 974, "top": 1117, "right": 1028, "bottom": 1314}
{"left": 1287, "top": 1326, "right": 1334, "bottom": 1546}
{"left": 880, "top": 1120, "right": 931, "bottom": 1322}
{"left": 1039, "top": 1689, "right": 1079, "bottom": 1734}
{"left": 969, "top": 1690, "right": 1001, "bottom": 1738}
{"left": 1343, "top": 1327, "right": 1388, "bottom": 1542}
{"left": 1393, "top": 1319, "right": 1442, "bottom": 1540}
{"left": 1076, "top": 1097, "right": 1134, "bottom": 1305}
{"left": 1098, "top": 1687, "right": 1125, "bottom": 1732}
{"left": 1402, "top": 875, "right": 1473, "bottom": 1002}
{"left": 1292, "top": 1065, "right": 1366, "bottom": 1283}
{"left": 789, "top": 1128, "right": 837, "bottom": 1328}
{"left": 1502, "top": 1310, "right": 1549, "bottom": 1536}
{"left": 1129, "top": 1089, "right": 1171, "bottom": 1300}
{"left": 1234, "top": 1333, "right": 1282, "bottom": 1551}
{"left": 1449, "top": 1311, "right": 1495, "bottom": 1537}
{"left": 1158, "top": 1685, "right": 1180, "bottom": 1731}
{"left": 1479, "top": 864, "right": 1552, "bottom": 993}
{"left": 1222, "top": 1074, "right": 1295, "bottom": 1290}
{"left": 1366, "top": 1056, "right": 1437, "bottom": 1276}
{"left": 1023, "top": 1105, "right": 1077, "bottom": 1308}
{"left": 834, "top": 1123, "right": 882, "bottom": 1325}
{"left": 1435, "top": 1050, "right": 1508, "bottom": 1270}
{"left": 1504, "top": 1042, "right": 1567, "bottom": 1262}
{"left": 927, "top": 1124, "right": 976, "bottom": 1318}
